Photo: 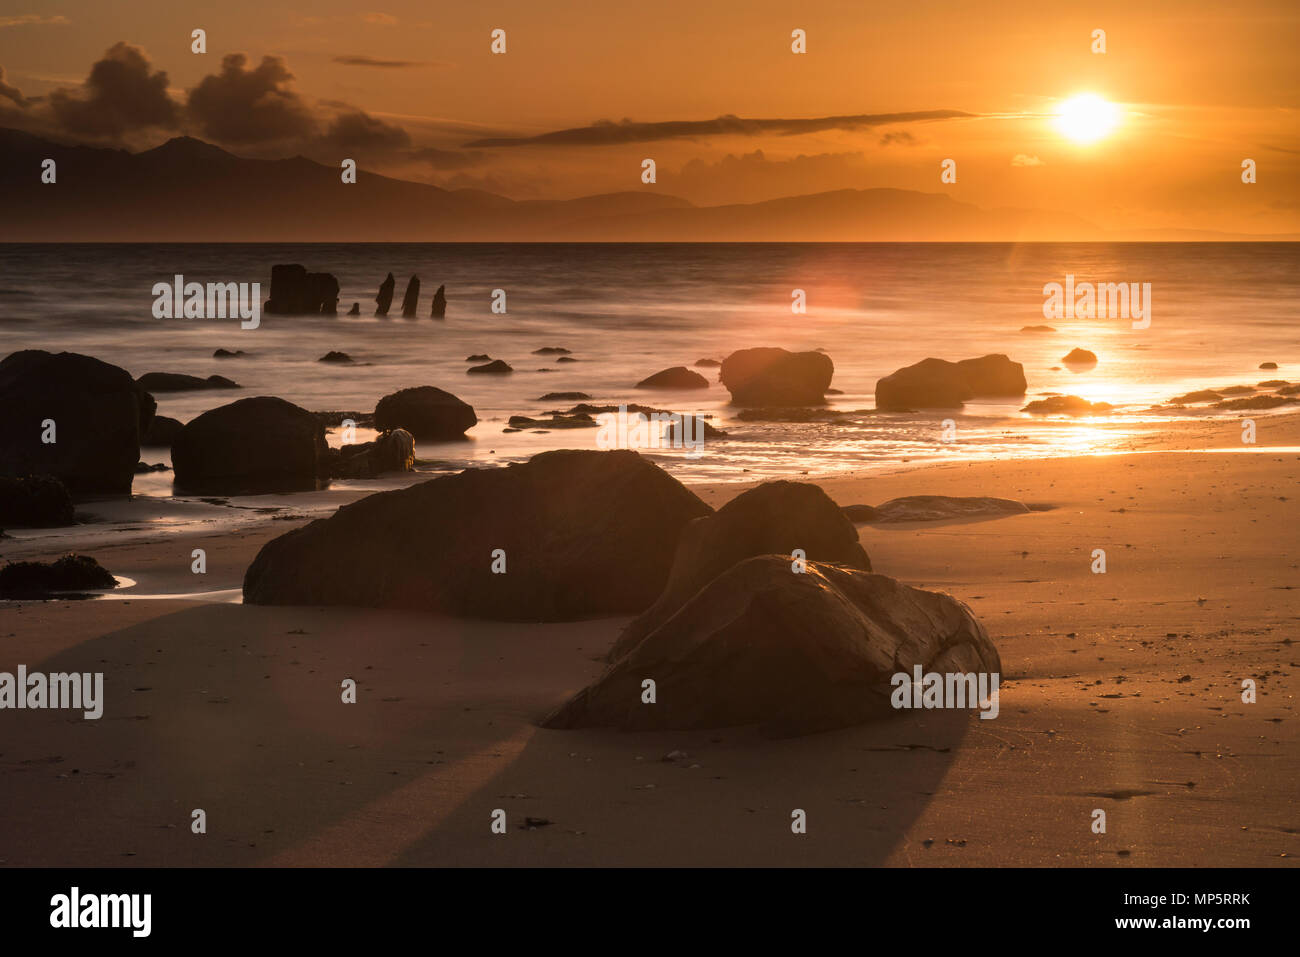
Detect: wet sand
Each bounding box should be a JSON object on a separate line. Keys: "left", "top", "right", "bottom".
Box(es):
{"left": 1, "top": 413, "right": 1296, "bottom": 867}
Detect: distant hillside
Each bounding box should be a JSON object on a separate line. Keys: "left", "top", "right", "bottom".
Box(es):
{"left": 0, "top": 128, "right": 1289, "bottom": 242}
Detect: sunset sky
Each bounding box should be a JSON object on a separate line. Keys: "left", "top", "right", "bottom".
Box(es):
{"left": 2, "top": 0, "right": 1297, "bottom": 234}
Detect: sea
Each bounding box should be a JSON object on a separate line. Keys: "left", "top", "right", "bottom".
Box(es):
{"left": 1, "top": 242, "right": 1296, "bottom": 500}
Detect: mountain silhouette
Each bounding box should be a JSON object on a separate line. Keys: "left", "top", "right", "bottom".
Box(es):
{"left": 0, "top": 127, "right": 1278, "bottom": 241}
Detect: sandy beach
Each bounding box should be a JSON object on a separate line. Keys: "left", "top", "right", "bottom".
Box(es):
{"left": 2, "top": 412, "right": 1295, "bottom": 868}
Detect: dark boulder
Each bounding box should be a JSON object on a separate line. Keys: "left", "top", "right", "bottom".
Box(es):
{"left": 0, "top": 475, "right": 75, "bottom": 527}
{"left": 401, "top": 275, "right": 420, "bottom": 318}
{"left": 0, "top": 554, "right": 117, "bottom": 598}
{"left": 373, "top": 386, "right": 476, "bottom": 439}
{"left": 720, "top": 348, "right": 833, "bottom": 405}
{"left": 318, "top": 351, "right": 352, "bottom": 363}
{"left": 347, "top": 303, "right": 360, "bottom": 316}
{"left": 329, "top": 429, "right": 415, "bottom": 478}
{"left": 1062, "top": 348, "right": 1097, "bottom": 365}
{"left": 695, "top": 358, "right": 721, "bottom": 367}
{"left": 664, "top": 414, "right": 727, "bottom": 442}
{"left": 1260, "top": 361, "right": 1278, "bottom": 370}
{"left": 875, "top": 354, "right": 1026, "bottom": 410}
{"left": 1169, "top": 389, "right": 1222, "bottom": 404}
{"left": 431, "top": 284, "right": 446, "bottom": 318}
{"left": 533, "top": 347, "right": 571, "bottom": 355}
{"left": 0, "top": 350, "right": 151, "bottom": 495}
{"left": 171, "top": 396, "right": 330, "bottom": 494}
{"left": 466, "top": 354, "right": 491, "bottom": 362}
{"left": 213, "top": 348, "right": 247, "bottom": 358}
{"left": 556, "top": 356, "right": 579, "bottom": 363}
{"left": 545, "top": 557, "right": 1000, "bottom": 735}
{"left": 609, "top": 481, "right": 870, "bottom": 661}
{"left": 375, "top": 272, "right": 395, "bottom": 317}
{"left": 142, "top": 414, "right": 184, "bottom": 447}
{"left": 136, "top": 372, "right": 239, "bottom": 392}
{"left": 243, "top": 449, "right": 713, "bottom": 620}
{"left": 537, "top": 392, "right": 592, "bottom": 401}
{"left": 1021, "top": 395, "right": 1113, "bottom": 414}
{"left": 1211, "top": 394, "right": 1297, "bottom": 410}
{"left": 468, "top": 359, "right": 513, "bottom": 374}
{"left": 635, "top": 366, "right": 709, "bottom": 390}
{"left": 841, "top": 503, "right": 879, "bottom": 523}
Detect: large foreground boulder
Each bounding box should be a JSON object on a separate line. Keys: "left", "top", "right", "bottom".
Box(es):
{"left": 875, "top": 354, "right": 1026, "bottom": 410}
{"left": 609, "top": 481, "right": 871, "bottom": 660}
{"left": 544, "top": 557, "right": 1001, "bottom": 735}
{"left": 0, "top": 350, "right": 152, "bottom": 494}
{"left": 373, "top": 386, "right": 476, "bottom": 439}
{"left": 171, "top": 396, "right": 329, "bottom": 494}
{"left": 243, "top": 449, "right": 713, "bottom": 620}
{"left": 720, "top": 348, "right": 833, "bottom": 405}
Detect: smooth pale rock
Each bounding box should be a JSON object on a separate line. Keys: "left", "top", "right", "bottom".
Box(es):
{"left": 720, "top": 348, "right": 833, "bottom": 406}
{"left": 873, "top": 495, "right": 1030, "bottom": 523}
{"left": 373, "top": 386, "right": 476, "bottom": 440}
{"left": 0, "top": 350, "right": 151, "bottom": 495}
{"left": 545, "top": 557, "right": 1001, "bottom": 735}
{"left": 608, "top": 481, "right": 870, "bottom": 661}
{"left": 243, "top": 449, "right": 713, "bottom": 620}
{"left": 171, "top": 396, "right": 329, "bottom": 494}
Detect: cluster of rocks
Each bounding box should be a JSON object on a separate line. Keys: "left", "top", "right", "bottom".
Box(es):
{"left": 0, "top": 554, "right": 117, "bottom": 598}
{"left": 243, "top": 451, "right": 1000, "bottom": 734}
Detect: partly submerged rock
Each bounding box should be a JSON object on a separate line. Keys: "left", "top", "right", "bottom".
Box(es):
{"left": 546, "top": 557, "right": 1000, "bottom": 735}
{"left": 1020, "top": 325, "right": 1055, "bottom": 332}
{"left": 720, "top": 348, "right": 833, "bottom": 406}
{"left": 1260, "top": 361, "right": 1278, "bottom": 370}
{"left": 401, "top": 275, "right": 420, "bottom": 318}
{"left": 264, "top": 264, "right": 340, "bottom": 315}
{"left": 171, "top": 396, "right": 330, "bottom": 494}
{"left": 243, "top": 449, "right": 713, "bottom": 620}
{"left": 873, "top": 495, "right": 1030, "bottom": 523}
{"left": 875, "top": 355, "right": 1026, "bottom": 411}
{"left": 318, "top": 351, "right": 353, "bottom": 363}
{"left": 695, "top": 358, "right": 721, "bottom": 367}
{"left": 430, "top": 284, "right": 447, "bottom": 318}
{"left": 373, "top": 386, "right": 476, "bottom": 440}
{"left": 468, "top": 359, "right": 513, "bottom": 374}
{"left": 0, "top": 350, "right": 152, "bottom": 495}
{"left": 635, "top": 366, "right": 709, "bottom": 390}
{"left": 1062, "top": 348, "right": 1098, "bottom": 365}
{"left": 533, "top": 347, "right": 571, "bottom": 355}
{"left": 136, "top": 372, "right": 239, "bottom": 392}
{"left": 1212, "top": 394, "right": 1297, "bottom": 410}
{"left": 1169, "top": 389, "right": 1222, "bottom": 404}
{"left": 537, "top": 392, "right": 592, "bottom": 401}
{"left": 375, "top": 272, "right": 395, "bottom": 317}
{"left": 609, "top": 481, "right": 870, "bottom": 661}
{"left": 1021, "top": 395, "right": 1113, "bottom": 415}
{"left": 213, "top": 348, "right": 247, "bottom": 358}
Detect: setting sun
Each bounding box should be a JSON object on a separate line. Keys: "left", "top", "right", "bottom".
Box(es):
{"left": 1054, "top": 93, "right": 1121, "bottom": 144}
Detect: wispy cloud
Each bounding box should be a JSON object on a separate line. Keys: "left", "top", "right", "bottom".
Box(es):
{"left": 333, "top": 55, "right": 433, "bottom": 69}
{"left": 465, "top": 110, "right": 975, "bottom": 148}
{"left": 0, "top": 14, "right": 70, "bottom": 28}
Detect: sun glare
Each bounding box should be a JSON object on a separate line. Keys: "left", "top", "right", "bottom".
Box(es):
{"left": 1054, "top": 94, "right": 1120, "bottom": 144}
